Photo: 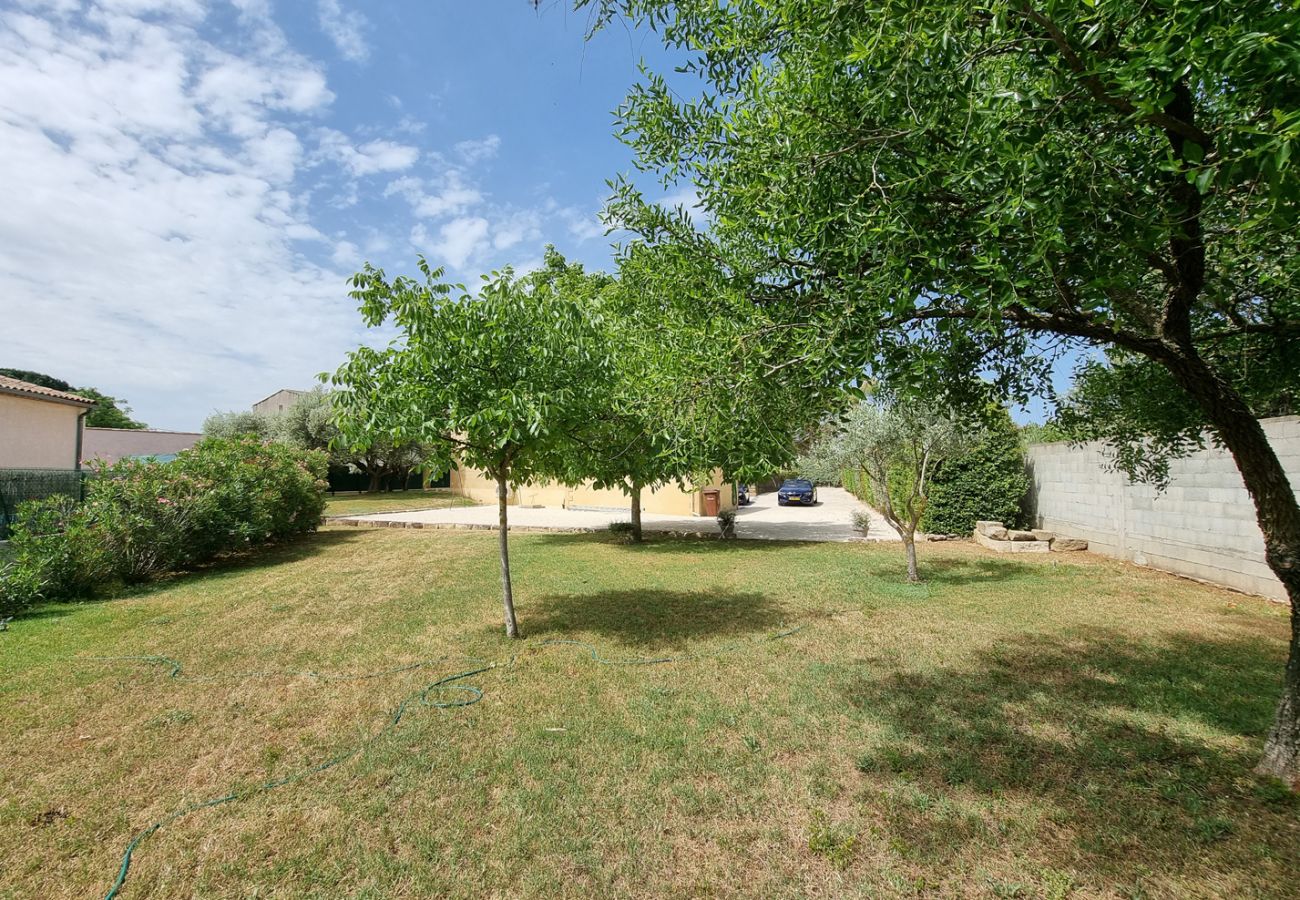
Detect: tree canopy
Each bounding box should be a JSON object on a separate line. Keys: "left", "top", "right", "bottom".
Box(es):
{"left": 583, "top": 0, "right": 1300, "bottom": 785}
{"left": 330, "top": 251, "right": 615, "bottom": 637}
{"left": 802, "top": 398, "right": 971, "bottom": 581}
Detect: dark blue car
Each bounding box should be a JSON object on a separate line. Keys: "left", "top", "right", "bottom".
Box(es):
{"left": 777, "top": 478, "right": 818, "bottom": 506}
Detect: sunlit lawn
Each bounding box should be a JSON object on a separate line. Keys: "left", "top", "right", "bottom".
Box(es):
{"left": 322, "top": 487, "right": 475, "bottom": 517}
{"left": 1, "top": 527, "right": 1297, "bottom": 898}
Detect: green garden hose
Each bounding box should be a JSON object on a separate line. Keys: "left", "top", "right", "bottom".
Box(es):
{"left": 85, "top": 625, "right": 805, "bottom": 899}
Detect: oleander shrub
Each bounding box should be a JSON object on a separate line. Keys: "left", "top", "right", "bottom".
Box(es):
{"left": 0, "top": 437, "right": 327, "bottom": 615}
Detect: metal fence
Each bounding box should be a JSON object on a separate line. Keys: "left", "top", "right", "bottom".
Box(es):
{"left": 0, "top": 468, "right": 86, "bottom": 540}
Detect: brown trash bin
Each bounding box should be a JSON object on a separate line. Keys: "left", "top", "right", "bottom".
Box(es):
{"left": 702, "top": 488, "right": 721, "bottom": 517}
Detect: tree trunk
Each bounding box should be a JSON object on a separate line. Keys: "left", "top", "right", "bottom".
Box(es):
{"left": 367, "top": 471, "right": 380, "bottom": 492}
{"left": 630, "top": 480, "right": 643, "bottom": 543}
{"left": 903, "top": 532, "right": 919, "bottom": 583}
{"left": 496, "top": 468, "right": 520, "bottom": 639}
{"left": 1161, "top": 352, "right": 1300, "bottom": 786}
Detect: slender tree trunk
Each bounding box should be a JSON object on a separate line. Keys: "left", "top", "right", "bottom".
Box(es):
{"left": 496, "top": 468, "right": 520, "bottom": 639}
{"left": 630, "top": 480, "right": 643, "bottom": 543}
{"left": 1161, "top": 352, "right": 1300, "bottom": 786}
{"left": 367, "top": 471, "right": 380, "bottom": 492}
{"left": 903, "top": 532, "right": 919, "bottom": 583}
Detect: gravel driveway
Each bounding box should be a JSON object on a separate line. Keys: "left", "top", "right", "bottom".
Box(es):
{"left": 339, "top": 486, "right": 897, "bottom": 543}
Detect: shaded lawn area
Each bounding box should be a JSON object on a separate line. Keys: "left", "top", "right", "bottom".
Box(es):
{"left": 322, "top": 487, "right": 476, "bottom": 517}
{"left": 1, "top": 529, "right": 1297, "bottom": 899}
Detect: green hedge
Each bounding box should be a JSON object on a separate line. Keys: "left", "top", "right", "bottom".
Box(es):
{"left": 920, "top": 409, "right": 1029, "bottom": 534}
{"left": 842, "top": 409, "right": 1029, "bottom": 535}
{"left": 0, "top": 437, "right": 327, "bottom": 616}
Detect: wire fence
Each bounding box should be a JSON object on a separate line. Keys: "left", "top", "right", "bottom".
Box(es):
{"left": 0, "top": 468, "right": 87, "bottom": 540}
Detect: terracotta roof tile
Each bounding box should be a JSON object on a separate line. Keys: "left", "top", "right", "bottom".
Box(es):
{"left": 0, "top": 374, "right": 97, "bottom": 407}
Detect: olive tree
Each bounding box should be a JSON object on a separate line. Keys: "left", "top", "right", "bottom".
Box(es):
{"left": 581, "top": 0, "right": 1300, "bottom": 785}
{"left": 804, "top": 400, "right": 970, "bottom": 582}
{"left": 331, "top": 252, "right": 612, "bottom": 638}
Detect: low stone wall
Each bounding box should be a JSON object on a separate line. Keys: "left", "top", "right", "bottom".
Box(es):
{"left": 83, "top": 427, "right": 202, "bottom": 464}
{"left": 1024, "top": 416, "right": 1300, "bottom": 602}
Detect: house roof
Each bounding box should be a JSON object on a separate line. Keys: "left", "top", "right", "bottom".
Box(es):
{"left": 252, "top": 388, "right": 306, "bottom": 407}
{"left": 0, "top": 374, "right": 96, "bottom": 408}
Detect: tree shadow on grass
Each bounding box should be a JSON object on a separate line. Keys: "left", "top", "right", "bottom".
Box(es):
{"left": 523, "top": 588, "right": 789, "bottom": 650}
{"left": 914, "top": 553, "right": 1039, "bottom": 586}
{"left": 841, "top": 627, "right": 1299, "bottom": 890}
{"left": 530, "top": 531, "right": 794, "bottom": 555}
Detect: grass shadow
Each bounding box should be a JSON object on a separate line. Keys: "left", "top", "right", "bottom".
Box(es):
{"left": 841, "top": 627, "right": 1298, "bottom": 886}
{"left": 524, "top": 588, "right": 788, "bottom": 650}
{"left": 915, "top": 553, "right": 1040, "bottom": 586}
{"left": 530, "top": 531, "right": 838, "bottom": 556}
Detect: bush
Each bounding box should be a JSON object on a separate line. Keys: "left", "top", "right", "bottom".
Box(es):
{"left": 920, "top": 408, "right": 1029, "bottom": 535}
{"left": 0, "top": 437, "right": 327, "bottom": 615}
{"left": 717, "top": 508, "right": 737, "bottom": 539}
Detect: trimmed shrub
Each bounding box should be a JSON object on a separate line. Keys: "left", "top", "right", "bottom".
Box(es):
{"left": 0, "top": 437, "right": 327, "bottom": 615}
{"left": 920, "top": 408, "right": 1029, "bottom": 535}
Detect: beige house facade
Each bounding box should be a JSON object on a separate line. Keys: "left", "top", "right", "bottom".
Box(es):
{"left": 449, "top": 465, "right": 736, "bottom": 517}
{"left": 252, "top": 388, "right": 305, "bottom": 416}
{"left": 0, "top": 375, "right": 96, "bottom": 469}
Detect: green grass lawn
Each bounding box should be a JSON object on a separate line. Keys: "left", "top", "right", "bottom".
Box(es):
{"left": 1, "top": 529, "right": 1297, "bottom": 898}
{"left": 322, "top": 487, "right": 476, "bottom": 517}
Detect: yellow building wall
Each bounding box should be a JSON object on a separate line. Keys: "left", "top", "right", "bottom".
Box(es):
{"left": 448, "top": 463, "right": 734, "bottom": 517}
{"left": 0, "top": 394, "right": 84, "bottom": 469}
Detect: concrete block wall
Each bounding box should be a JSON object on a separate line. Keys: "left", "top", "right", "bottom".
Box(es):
{"left": 1025, "top": 416, "right": 1299, "bottom": 602}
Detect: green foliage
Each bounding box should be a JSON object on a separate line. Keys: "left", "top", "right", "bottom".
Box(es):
{"left": 807, "top": 398, "right": 971, "bottom": 580}
{"left": 805, "top": 400, "right": 970, "bottom": 536}
{"left": 330, "top": 249, "right": 619, "bottom": 635}
{"left": 331, "top": 249, "right": 614, "bottom": 488}
{"left": 269, "top": 386, "right": 339, "bottom": 456}
{"left": 203, "top": 409, "right": 272, "bottom": 440}
{"left": 921, "top": 408, "right": 1030, "bottom": 534}
{"left": 73, "top": 387, "right": 146, "bottom": 430}
{"left": 587, "top": 0, "right": 1299, "bottom": 472}
{"left": 1020, "top": 422, "right": 1070, "bottom": 446}
{"left": 0, "top": 368, "right": 73, "bottom": 392}
{"left": 807, "top": 810, "right": 857, "bottom": 870}
{"left": 717, "top": 507, "right": 736, "bottom": 539}
{"left": 0, "top": 437, "right": 326, "bottom": 615}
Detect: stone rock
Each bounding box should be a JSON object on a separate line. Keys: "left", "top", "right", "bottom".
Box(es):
{"left": 973, "top": 529, "right": 1051, "bottom": 553}
{"left": 1007, "top": 530, "right": 1038, "bottom": 542}
{"left": 976, "top": 521, "right": 1008, "bottom": 540}
{"left": 1052, "top": 538, "right": 1089, "bottom": 552}
{"left": 1032, "top": 529, "right": 1056, "bottom": 542}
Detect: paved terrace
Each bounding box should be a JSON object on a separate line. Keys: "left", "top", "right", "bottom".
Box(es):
{"left": 338, "top": 486, "right": 899, "bottom": 543}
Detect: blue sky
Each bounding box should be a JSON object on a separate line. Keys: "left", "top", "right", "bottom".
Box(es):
{"left": 0, "top": 0, "right": 693, "bottom": 429}
{"left": 1, "top": 0, "right": 1064, "bottom": 431}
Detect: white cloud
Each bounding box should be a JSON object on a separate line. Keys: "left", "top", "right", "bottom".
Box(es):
{"left": 454, "top": 134, "right": 500, "bottom": 164}
{"left": 331, "top": 239, "right": 361, "bottom": 268}
{"left": 385, "top": 170, "right": 482, "bottom": 218}
{"left": 0, "top": 1, "right": 369, "bottom": 428}
{"left": 659, "top": 185, "right": 706, "bottom": 224}
{"left": 492, "top": 209, "right": 542, "bottom": 251}
{"left": 319, "top": 131, "right": 418, "bottom": 175}
{"left": 565, "top": 208, "right": 607, "bottom": 242}
{"left": 317, "top": 0, "right": 369, "bottom": 63}
{"left": 414, "top": 216, "right": 490, "bottom": 270}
